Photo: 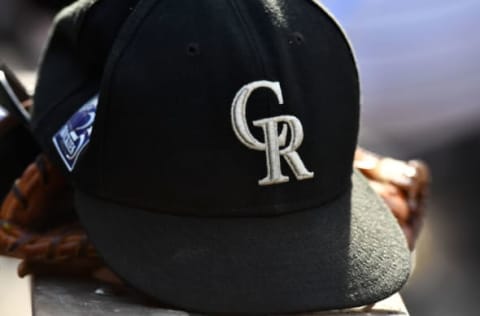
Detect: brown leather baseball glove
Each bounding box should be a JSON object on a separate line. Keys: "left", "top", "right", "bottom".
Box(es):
{"left": 355, "top": 148, "right": 430, "bottom": 250}
{"left": 0, "top": 154, "right": 102, "bottom": 278}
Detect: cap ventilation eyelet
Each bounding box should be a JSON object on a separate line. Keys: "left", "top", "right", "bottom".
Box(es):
{"left": 187, "top": 43, "right": 200, "bottom": 56}
{"left": 290, "top": 32, "right": 305, "bottom": 45}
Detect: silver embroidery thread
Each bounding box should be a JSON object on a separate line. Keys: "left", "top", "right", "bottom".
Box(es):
{"left": 231, "top": 81, "right": 314, "bottom": 186}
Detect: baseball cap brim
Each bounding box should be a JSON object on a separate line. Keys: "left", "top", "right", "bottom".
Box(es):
{"left": 75, "top": 169, "right": 410, "bottom": 315}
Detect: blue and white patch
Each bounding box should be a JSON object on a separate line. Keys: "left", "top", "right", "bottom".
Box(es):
{"left": 52, "top": 95, "right": 99, "bottom": 172}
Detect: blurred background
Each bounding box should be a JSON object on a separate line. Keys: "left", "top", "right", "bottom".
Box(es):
{"left": 1, "top": 0, "right": 479, "bottom": 315}
{"left": 321, "top": 1, "right": 480, "bottom": 315}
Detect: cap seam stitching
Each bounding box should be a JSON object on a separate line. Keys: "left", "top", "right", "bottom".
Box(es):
{"left": 77, "top": 178, "right": 351, "bottom": 219}
{"left": 32, "top": 0, "right": 101, "bottom": 127}
{"left": 94, "top": 0, "right": 161, "bottom": 191}
{"left": 31, "top": 79, "right": 95, "bottom": 130}
{"left": 227, "top": 0, "right": 269, "bottom": 84}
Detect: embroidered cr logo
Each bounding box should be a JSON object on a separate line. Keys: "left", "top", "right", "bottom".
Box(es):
{"left": 231, "top": 81, "right": 314, "bottom": 186}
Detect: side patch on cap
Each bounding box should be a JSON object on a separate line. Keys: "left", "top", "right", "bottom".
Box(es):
{"left": 52, "top": 95, "right": 99, "bottom": 172}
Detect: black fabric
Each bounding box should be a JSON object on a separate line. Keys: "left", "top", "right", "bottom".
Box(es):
{"left": 0, "top": 64, "right": 39, "bottom": 200}
{"left": 0, "top": 124, "right": 40, "bottom": 199}
{"left": 76, "top": 171, "right": 410, "bottom": 315}
{"left": 32, "top": 0, "right": 411, "bottom": 313}
{"left": 73, "top": 0, "right": 359, "bottom": 216}
{"left": 78, "top": 0, "right": 141, "bottom": 73}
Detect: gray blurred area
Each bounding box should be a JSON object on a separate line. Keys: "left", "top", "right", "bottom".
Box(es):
{"left": 322, "top": 0, "right": 480, "bottom": 154}
{"left": 1, "top": 0, "right": 480, "bottom": 315}
{"left": 0, "top": 0, "right": 53, "bottom": 91}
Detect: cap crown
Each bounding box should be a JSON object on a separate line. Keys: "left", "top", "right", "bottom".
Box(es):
{"left": 32, "top": 0, "right": 141, "bottom": 146}
{"left": 74, "top": 0, "right": 360, "bottom": 216}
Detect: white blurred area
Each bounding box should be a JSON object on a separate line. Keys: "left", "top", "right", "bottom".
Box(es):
{"left": 0, "top": 107, "right": 7, "bottom": 119}
{"left": 322, "top": 0, "right": 480, "bottom": 155}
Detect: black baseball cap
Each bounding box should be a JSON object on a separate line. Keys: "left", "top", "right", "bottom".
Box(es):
{"left": 32, "top": 0, "right": 411, "bottom": 314}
